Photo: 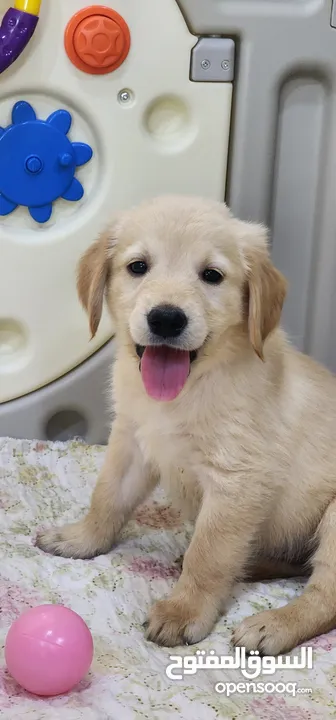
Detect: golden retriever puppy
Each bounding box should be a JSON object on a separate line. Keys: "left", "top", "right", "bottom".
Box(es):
{"left": 37, "top": 195, "right": 336, "bottom": 655}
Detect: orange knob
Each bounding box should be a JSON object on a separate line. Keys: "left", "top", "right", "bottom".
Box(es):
{"left": 65, "top": 6, "right": 131, "bottom": 75}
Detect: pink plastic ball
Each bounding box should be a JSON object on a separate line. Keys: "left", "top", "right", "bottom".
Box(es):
{"left": 5, "top": 604, "right": 94, "bottom": 696}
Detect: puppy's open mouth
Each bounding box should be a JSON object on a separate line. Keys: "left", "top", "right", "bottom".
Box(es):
{"left": 136, "top": 345, "right": 197, "bottom": 402}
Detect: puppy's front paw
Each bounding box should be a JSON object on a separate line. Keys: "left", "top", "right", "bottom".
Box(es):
{"left": 233, "top": 608, "right": 298, "bottom": 655}
{"left": 145, "top": 595, "right": 218, "bottom": 647}
{"left": 35, "top": 520, "right": 110, "bottom": 559}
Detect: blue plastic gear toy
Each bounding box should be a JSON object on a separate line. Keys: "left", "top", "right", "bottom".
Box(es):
{"left": 0, "top": 101, "right": 93, "bottom": 224}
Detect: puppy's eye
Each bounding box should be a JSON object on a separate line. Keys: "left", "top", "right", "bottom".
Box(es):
{"left": 127, "top": 261, "right": 148, "bottom": 276}
{"left": 201, "top": 268, "right": 224, "bottom": 285}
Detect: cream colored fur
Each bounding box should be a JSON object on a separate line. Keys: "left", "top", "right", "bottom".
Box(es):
{"left": 37, "top": 196, "right": 336, "bottom": 654}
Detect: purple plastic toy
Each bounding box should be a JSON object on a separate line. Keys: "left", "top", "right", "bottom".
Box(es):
{"left": 0, "top": 7, "right": 38, "bottom": 74}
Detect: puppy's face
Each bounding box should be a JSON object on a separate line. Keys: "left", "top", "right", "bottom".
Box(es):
{"left": 78, "top": 196, "right": 287, "bottom": 401}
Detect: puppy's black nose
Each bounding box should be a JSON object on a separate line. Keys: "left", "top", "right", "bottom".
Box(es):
{"left": 147, "top": 305, "right": 188, "bottom": 339}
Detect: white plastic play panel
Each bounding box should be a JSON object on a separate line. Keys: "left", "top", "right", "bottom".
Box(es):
{"left": 0, "top": 0, "right": 233, "bottom": 403}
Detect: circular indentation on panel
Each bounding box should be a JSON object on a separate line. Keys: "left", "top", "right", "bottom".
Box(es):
{"left": 143, "top": 95, "right": 196, "bottom": 152}
{"left": 0, "top": 90, "right": 102, "bottom": 234}
{"left": 0, "top": 319, "right": 27, "bottom": 367}
{"left": 45, "top": 409, "right": 89, "bottom": 442}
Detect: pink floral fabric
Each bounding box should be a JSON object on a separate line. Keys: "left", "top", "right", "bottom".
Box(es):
{"left": 0, "top": 437, "right": 335, "bottom": 719}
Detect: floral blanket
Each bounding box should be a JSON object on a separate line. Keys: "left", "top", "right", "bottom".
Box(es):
{"left": 0, "top": 437, "right": 335, "bottom": 719}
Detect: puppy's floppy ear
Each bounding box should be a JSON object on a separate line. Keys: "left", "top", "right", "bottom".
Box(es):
{"left": 77, "top": 232, "right": 114, "bottom": 339}
{"left": 238, "top": 221, "right": 287, "bottom": 360}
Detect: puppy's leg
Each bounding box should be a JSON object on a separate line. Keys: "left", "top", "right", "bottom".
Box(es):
{"left": 36, "top": 420, "right": 157, "bottom": 559}
{"left": 146, "top": 488, "right": 260, "bottom": 646}
{"left": 234, "top": 498, "right": 336, "bottom": 654}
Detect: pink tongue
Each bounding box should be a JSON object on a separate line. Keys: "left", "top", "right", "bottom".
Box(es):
{"left": 141, "top": 346, "right": 190, "bottom": 401}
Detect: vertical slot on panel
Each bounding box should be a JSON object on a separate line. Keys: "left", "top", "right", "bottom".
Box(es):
{"left": 270, "top": 73, "right": 328, "bottom": 352}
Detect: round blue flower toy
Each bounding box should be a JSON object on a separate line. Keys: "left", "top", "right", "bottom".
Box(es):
{"left": 0, "top": 100, "right": 93, "bottom": 223}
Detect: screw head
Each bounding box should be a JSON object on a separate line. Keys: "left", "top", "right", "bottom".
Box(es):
{"left": 221, "top": 60, "right": 230, "bottom": 70}
{"left": 201, "top": 59, "right": 211, "bottom": 70}
{"left": 118, "top": 89, "right": 133, "bottom": 104}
